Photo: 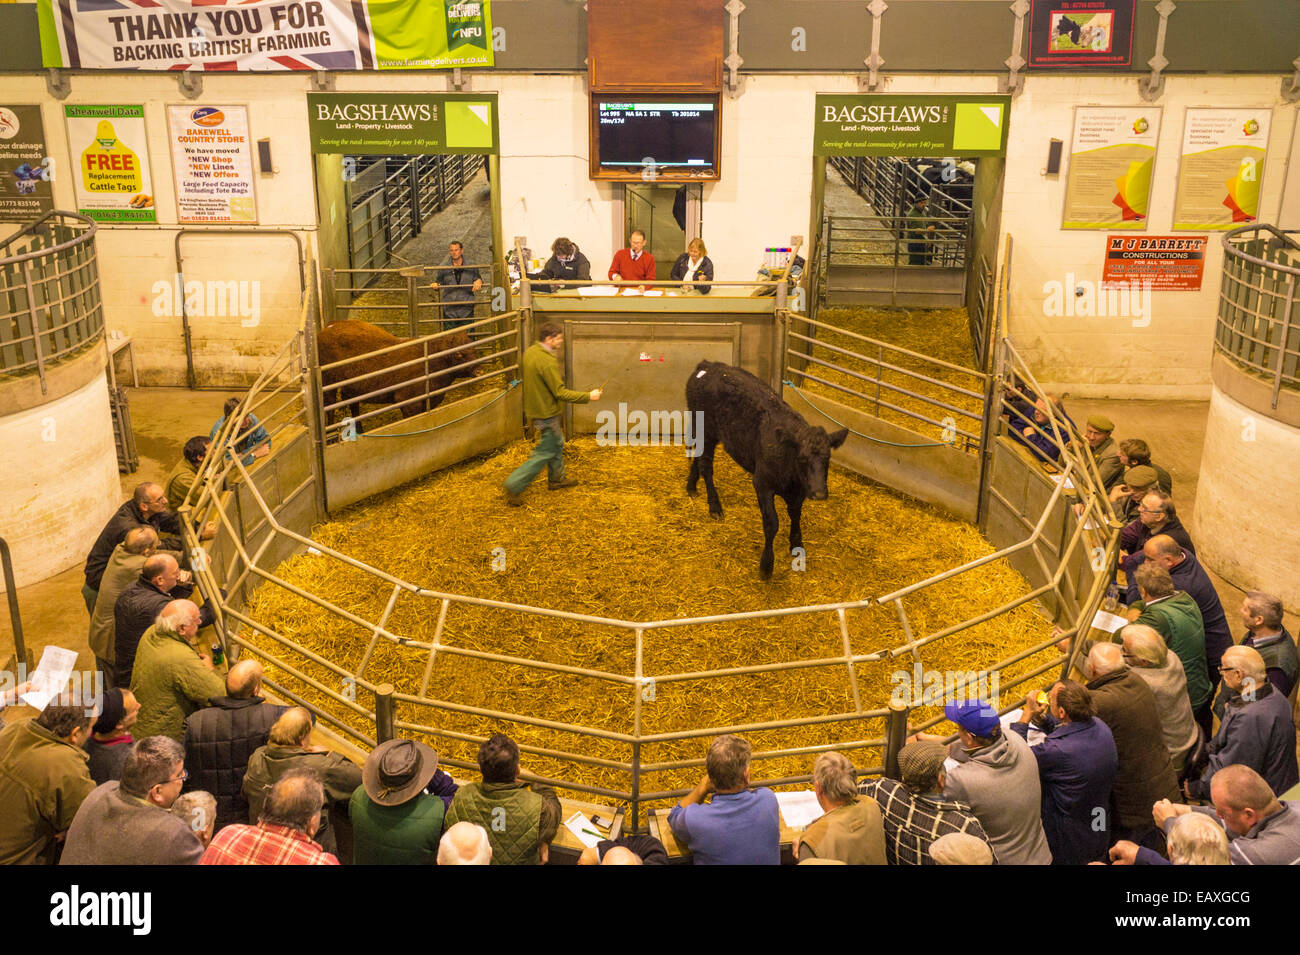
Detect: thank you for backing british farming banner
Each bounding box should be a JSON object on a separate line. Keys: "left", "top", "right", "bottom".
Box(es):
{"left": 38, "top": 0, "right": 493, "bottom": 71}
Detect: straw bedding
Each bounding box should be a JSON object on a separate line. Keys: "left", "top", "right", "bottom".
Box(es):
{"left": 242, "top": 438, "right": 1057, "bottom": 806}
{"left": 795, "top": 306, "right": 985, "bottom": 447}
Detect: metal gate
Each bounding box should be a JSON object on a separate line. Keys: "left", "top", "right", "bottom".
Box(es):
{"left": 822, "top": 156, "right": 974, "bottom": 309}
{"left": 344, "top": 154, "right": 486, "bottom": 288}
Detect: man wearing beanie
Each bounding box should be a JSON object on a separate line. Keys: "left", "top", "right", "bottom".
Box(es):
{"left": 84, "top": 688, "right": 141, "bottom": 785}
{"left": 1083, "top": 415, "right": 1123, "bottom": 490}
{"left": 934, "top": 699, "right": 1053, "bottom": 865}
{"left": 860, "top": 739, "right": 995, "bottom": 865}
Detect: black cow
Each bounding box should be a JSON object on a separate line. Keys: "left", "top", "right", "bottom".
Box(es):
{"left": 1055, "top": 15, "right": 1083, "bottom": 45}
{"left": 685, "top": 360, "right": 849, "bottom": 579}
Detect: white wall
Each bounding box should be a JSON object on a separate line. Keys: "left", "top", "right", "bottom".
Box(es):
{"left": 0, "top": 73, "right": 316, "bottom": 387}
{"left": 1194, "top": 385, "right": 1300, "bottom": 609}
{"left": 1002, "top": 75, "right": 1297, "bottom": 399}
{"left": 0, "top": 372, "right": 121, "bottom": 591}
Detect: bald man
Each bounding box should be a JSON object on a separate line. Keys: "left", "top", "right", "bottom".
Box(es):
{"left": 113, "top": 552, "right": 215, "bottom": 687}
{"left": 131, "top": 598, "right": 225, "bottom": 742}
{"left": 1084, "top": 643, "right": 1179, "bottom": 846}
{"left": 1136, "top": 765, "right": 1300, "bottom": 865}
{"left": 438, "top": 821, "right": 493, "bottom": 865}
{"left": 1125, "top": 534, "right": 1232, "bottom": 683}
{"left": 184, "top": 659, "right": 290, "bottom": 832}
{"left": 83, "top": 482, "right": 185, "bottom": 612}
{"left": 1186, "top": 647, "right": 1299, "bottom": 801}
{"left": 89, "top": 526, "right": 161, "bottom": 689}
{"left": 577, "top": 832, "right": 670, "bottom": 865}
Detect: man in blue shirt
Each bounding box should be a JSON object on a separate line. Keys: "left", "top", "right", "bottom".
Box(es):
{"left": 1012, "top": 680, "right": 1118, "bottom": 865}
{"left": 668, "top": 734, "right": 780, "bottom": 865}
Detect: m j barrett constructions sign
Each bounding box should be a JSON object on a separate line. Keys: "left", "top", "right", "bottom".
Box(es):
{"left": 814, "top": 94, "right": 1011, "bottom": 157}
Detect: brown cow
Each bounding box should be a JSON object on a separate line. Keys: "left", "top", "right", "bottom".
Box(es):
{"left": 317, "top": 320, "right": 479, "bottom": 432}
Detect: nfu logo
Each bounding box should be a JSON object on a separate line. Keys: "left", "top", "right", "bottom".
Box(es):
{"left": 453, "top": 26, "right": 483, "bottom": 39}
{"left": 50, "top": 886, "right": 151, "bottom": 936}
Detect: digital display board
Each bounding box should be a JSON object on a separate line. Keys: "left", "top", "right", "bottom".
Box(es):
{"left": 591, "top": 96, "right": 719, "bottom": 181}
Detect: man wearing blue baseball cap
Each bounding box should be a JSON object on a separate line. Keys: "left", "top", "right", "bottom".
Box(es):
{"left": 934, "top": 698, "right": 1053, "bottom": 865}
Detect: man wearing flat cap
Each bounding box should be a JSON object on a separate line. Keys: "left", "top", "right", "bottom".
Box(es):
{"left": 1111, "top": 464, "right": 1159, "bottom": 525}
{"left": 349, "top": 738, "right": 460, "bottom": 866}
{"left": 933, "top": 699, "right": 1052, "bottom": 865}
{"left": 859, "top": 739, "right": 995, "bottom": 865}
{"left": 1083, "top": 415, "right": 1123, "bottom": 490}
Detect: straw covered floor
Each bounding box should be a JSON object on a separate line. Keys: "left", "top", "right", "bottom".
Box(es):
{"left": 242, "top": 438, "right": 1057, "bottom": 807}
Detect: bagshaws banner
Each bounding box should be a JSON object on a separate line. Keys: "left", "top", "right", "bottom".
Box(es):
{"left": 814, "top": 94, "right": 1011, "bottom": 157}
{"left": 37, "top": 0, "right": 492, "bottom": 71}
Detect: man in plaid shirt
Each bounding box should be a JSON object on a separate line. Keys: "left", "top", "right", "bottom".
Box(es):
{"left": 201, "top": 769, "right": 339, "bottom": 865}
{"left": 860, "top": 740, "right": 996, "bottom": 865}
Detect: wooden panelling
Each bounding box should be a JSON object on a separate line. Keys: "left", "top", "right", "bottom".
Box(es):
{"left": 588, "top": 0, "right": 725, "bottom": 92}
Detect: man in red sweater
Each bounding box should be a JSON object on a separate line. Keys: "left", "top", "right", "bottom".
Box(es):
{"left": 608, "top": 229, "right": 656, "bottom": 288}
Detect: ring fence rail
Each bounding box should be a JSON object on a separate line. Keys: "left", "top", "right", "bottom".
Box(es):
{"left": 179, "top": 250, "right": 1119, "bottom": 830}
{"left": 1216, "top": 223, "right": 1300, "bottom": 409}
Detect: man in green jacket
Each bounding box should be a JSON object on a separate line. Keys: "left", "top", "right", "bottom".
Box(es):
{"left": 243, "top": 707, "right": 362, "bottom": 857}
{"left": 0, "top": 701, "right": 96, "bottom": 865}
{"left": 504, "top": 322, "right": 602, "bottom": 505}
{"left": 445, "top": 733, "right": 562, "bottom": 865}
{"left": 130, "top": 599, "right": 226, "bottom": 742}
{"left": 1129, "top": 563, "right": 1213, "bottom": 726}
{"left": 350, "top": 738, "right": 458, "bottom": 865}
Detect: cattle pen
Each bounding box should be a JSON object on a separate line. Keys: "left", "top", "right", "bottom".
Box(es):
{"left": 177, "top": 239, "right": 1122, "bottom": 829}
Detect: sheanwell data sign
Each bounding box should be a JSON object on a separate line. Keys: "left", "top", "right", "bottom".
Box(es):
{"left": 814, "top": 95, "right": 1011, "bottom": 157}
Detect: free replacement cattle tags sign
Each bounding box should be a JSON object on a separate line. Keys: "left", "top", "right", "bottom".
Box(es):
{"left": 814, "top": 95, "right": 1010, "bottom": 157}
{"left": 307, "top": 92, "right": 498, "bottom": 154}
{"left": 1101, "top": 235, "right": 1209, "bottom": 291}
{"left": 65, "top": 104, "right": 156, "bottom": 223}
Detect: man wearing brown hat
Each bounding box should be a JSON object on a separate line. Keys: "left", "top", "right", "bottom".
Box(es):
{"left": 349, "top": 738, "right": 459, "bottom": 865}
{"left": 859, "top": 740, "right": 994, "bottom": 865}
{"left": 1083, "top": 415, "right": 1123, "bottom": 490}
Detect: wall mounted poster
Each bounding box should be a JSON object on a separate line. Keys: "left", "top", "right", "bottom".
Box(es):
{"left": 1102, "top": 235, "right": 1209, "bottom": 291}
{"left": 1028, "top": 0, "right": 1135, "bottom": 69}
{"left": 1173, "top": 108, "right": 1272, "bottom": 230}
{"left": 64, "top": 104, "right": 155, "bottom": 223}
{"left": 1062, "top": 107, "right": 1160, "bottom": 230}
{"left": 167, "top": 105, "right": 256, "bottom": 224}
{"left": 0, "top": 105, "right": 54, "bottom": 220}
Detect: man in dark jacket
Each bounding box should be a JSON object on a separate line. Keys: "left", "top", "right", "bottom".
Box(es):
{"left": 113, "top": 553, "right": 216, "bottom": 688}
{"left": 1013, "top": 680, "right": 1118, "bottom": 865}
{"left": 1083, "top": 643, "right": 1179, "bottom": 845}
{"left": 183, "top": 660, "right": 288, "bottom": 832}
{"left": 1188, "top": 646, "right": 1299, "bottom": 801}
{"left": 434, "top": 240, "right": 482, "bottom": 327}
{"left": 83, "top": 688, "right": 141, "bottom": 785}
{"left": 1211, "top": 591, "right": 1298, "bottom": 719}
{"left": 1119, "top": 490, "right": 1195, "bottom": 575}
{"left": 529, "top": 237, "right": 591, "bottom": 293}
{"left": 82, "top": 483, "right": 184, "bottom": 612}
{"left": 1127, "top": 535, "right": 1233, "bottom": 686}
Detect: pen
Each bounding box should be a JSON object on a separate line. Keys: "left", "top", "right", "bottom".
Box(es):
{"left": 582, "top": 828, "right": 601, "bottom": 838}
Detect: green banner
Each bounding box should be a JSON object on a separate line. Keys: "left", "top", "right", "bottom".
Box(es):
{"left": 368, "top": 0, "right": 493, "bottom": 70}
{"left": 814, "top": 94, "right": 1011, "bottom": 157}
{"left": 307, "top": 93, "right": 499, "bottom": 155}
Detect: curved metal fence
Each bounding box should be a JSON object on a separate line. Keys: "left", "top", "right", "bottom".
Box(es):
{"left": 0, "top": 211, "right": 102, "bottom": 391}
{"left": 181, "top": 268, "right": 1120, "bottom": 827}
{"left": 1217, "top": 223, "right": 1300, "bottom": 409}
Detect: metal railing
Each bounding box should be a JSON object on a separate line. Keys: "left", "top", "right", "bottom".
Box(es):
{"left": 314, "top": 309, "right": 521, "bottom": 443}
{"left": 0, "top": 211, "right": 103, "bottom": 392}
{"left": 1216, "top": 223, "right": 1300, "bottom": 409}
{"left": 826, "top": 214, "right": 971, "bottom": 270}
{"left": 830, "top": 155, "right": 974, "bottom": 222}
{"left": 182, "top": 283, "right": 1118, "bottom": 829}
{"left": 784, "top": 312, "right": 989, "bottom": 451}
{"left": 325, "top": 262, "right": 502, "bottom": 339}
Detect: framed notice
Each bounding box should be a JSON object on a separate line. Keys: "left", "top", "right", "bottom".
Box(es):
{"left": 1028, "top": 0, "right": 1135, "bottom": 69}
{"left": 1101, "top": 235, "right": 1208, "bottom": 291}
{"left": 65, "top": 104, "right": 155, "bottom": 223}
{"left": 167, "top": 105, "right": 257, "bottom": 224}
{"left": 1173, "top": 108, "right": 1272, "bottom": 231}
{"left": 1062, "top": 107, "right": 1160, "bottom": 230}
{"left": 0, "top": 105, "right": 54, "bottom": 220}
